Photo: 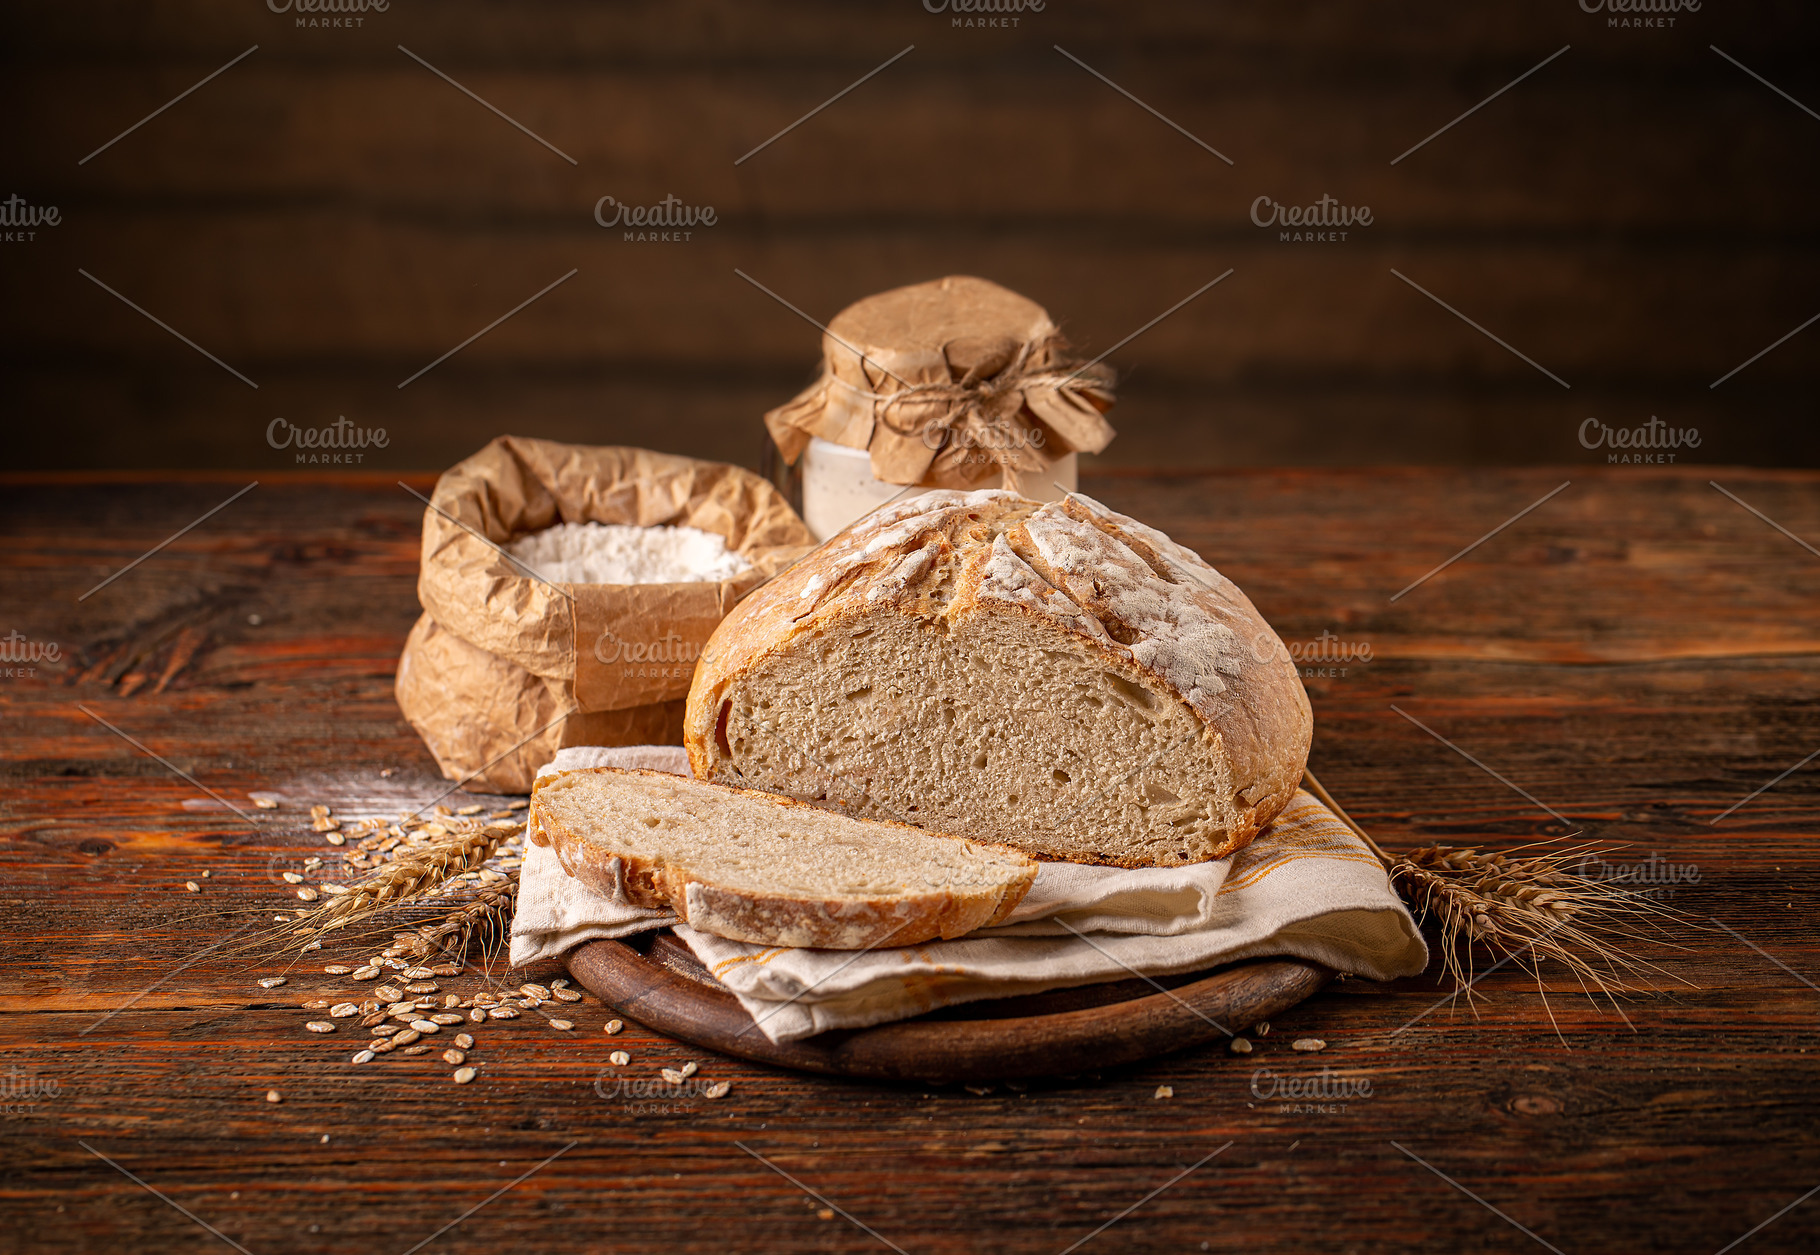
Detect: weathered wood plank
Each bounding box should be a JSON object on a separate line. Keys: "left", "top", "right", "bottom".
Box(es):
{"left": 2, "top": 472, "right": 1817, "bottom": 1249}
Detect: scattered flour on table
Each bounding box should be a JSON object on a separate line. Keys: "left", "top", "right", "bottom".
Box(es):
{"left": 505, "top": 522, "right": 748, "bottom": 585}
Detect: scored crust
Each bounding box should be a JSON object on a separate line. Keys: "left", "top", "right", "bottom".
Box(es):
{"left": 530, "top": 767, "right": 1037, "bottom": 950}
{"left": 683, "top": 490, "right": 1313, "bottom": 867}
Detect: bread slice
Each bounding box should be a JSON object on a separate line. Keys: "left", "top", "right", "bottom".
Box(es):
{"left": 530, "top": 767, "right": 1037, "bottom": 949}
{"left": 684, "top": 490, "right": 1313, "bottom": 868}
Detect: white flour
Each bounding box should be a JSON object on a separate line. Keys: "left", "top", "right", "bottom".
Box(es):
{"left": 505, "top": 521, "right": 748, "bottom": 585}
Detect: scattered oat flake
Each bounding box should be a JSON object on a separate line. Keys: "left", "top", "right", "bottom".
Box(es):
{"left": 251, "top": 794, "right": 280, "bottom": 809}
{"left": 295, "top": 888, "right": 319, "bottom": 902}
{"left": 352, "top": 966, "right": 380, "bottom": 981}
{"left": 817, "top": 1209, "right": 834, "bottom": 1221}
{"left": 661, "top": 1068, "right": 685, "bottom": 1085}
{"left": 324, "top": 964, "right": 353, "bottom": 975}
{"left": 609, "top": 1051, "right": 629, "bottom": 1066}
{"left": 453, "top": 1067, "right": 477, "bottom": 1084}
{"left": 265, "top": 1090, "right": 282, "bottom": 1104}
{"left": 454, "top": 1033, "right": 475, "bottom": 1049}
{"left": 679, "top": 1061, "right": 698, "bottom": 1078}
{"left": 549, "top": 1019, "right": 574, "bottom": 1031}
{"left": 185, "top": 882, "right": 201, "bottom": 892}
{"left": 1229, "top": 1037, "right": 1253, "bottom": 1055}
{"left": 1292, "top": 1038, "right": 1327, "bottom": 1053}
{"left": 1154, "top": 1085, "right": 1174, "bottom": 1100}
{"left": 282, "top": 872, "right": 303, "bottom": 885}
{"left": 604, "top": 1020, "right": 624, "bottom": 1035}
{"left": 703, "top": 1081, "right": 730, "bottom": 1099}
{"left": 456, "top": 804, "right": 483, "bottom": 816}
{"left": 352, "top": 1049, "right": 375, "bottom": 1064}
{"left": 325, "top": 833, "right": 346, "bottom": 846}
{"left": 257, "top": 977, "right": 286, "bottom": 989}
{"left": 329, "top": 1003, "right": 358, "bottom": 1018}
{"left": 304, "top": 1021, "right": 335, "bottom": 1034}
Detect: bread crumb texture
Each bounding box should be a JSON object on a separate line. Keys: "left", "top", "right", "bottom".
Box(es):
{"left": 686, "top": 491, "right": 1312, "bottom": 868}
{"left": 534, "top": 768, "right": 1036, "bottom": 949}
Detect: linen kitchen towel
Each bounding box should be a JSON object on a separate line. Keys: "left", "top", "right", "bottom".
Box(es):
{"left": 511, "top": 745, "right": 1428, "bottom": 1042}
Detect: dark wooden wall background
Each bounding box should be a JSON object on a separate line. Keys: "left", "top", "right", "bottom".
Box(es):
{"left": 3, "top": 0, "right": 1818, "bottom": 473}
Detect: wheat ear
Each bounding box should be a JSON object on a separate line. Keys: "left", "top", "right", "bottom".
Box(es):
{"left": 1302, "top": 768, "right": 1687, "bottom": 1029}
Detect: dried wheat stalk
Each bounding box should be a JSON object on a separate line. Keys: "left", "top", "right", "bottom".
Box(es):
{"left": 412, "top": 879, "right": 519, "bottom": 970}
{"left": 285, "top": 813, "right": 525, "bottom": 959}
{"left": 1302, "top": 768, "right": 1684, "bottom": 1028}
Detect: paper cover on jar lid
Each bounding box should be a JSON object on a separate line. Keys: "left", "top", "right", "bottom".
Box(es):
{"left": 762, "top": 276, "right": 1117, "bottom": 492}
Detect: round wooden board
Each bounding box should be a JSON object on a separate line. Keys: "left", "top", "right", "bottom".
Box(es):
{"left": 567, "top": 931, "right": 1331, "bottom": 1084}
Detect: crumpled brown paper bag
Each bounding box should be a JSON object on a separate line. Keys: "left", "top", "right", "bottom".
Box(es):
{"left": 396, "top": 436, "right": 814, "bottom": 793}
{"left": 395, "top": 615, "right": 684, "bottom": 794}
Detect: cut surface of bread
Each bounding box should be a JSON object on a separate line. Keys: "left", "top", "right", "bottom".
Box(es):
{"left": 684, "top": 490, "right": 1313, "bottom": 867}
{"left": 531, "top": 767, "right": 1037, "bottom": 949}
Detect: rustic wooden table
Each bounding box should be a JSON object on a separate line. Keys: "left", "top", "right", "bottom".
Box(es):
{"left": 3, "top": 467, "right": 1816, "bottom": 1255}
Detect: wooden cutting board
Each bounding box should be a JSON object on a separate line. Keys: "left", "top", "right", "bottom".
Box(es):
{"left": 566, "top": 931, "right": 1330, "bottom": 1084}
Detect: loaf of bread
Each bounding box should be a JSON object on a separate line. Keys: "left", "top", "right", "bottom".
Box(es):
{"left": 683, "top": 490, "right": 1312, "bottom": 867}
{"left": 531, "top": 767, "right": 1037, "bottom": 949}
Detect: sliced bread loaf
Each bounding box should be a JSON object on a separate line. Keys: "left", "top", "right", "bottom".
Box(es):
{"left": 683, "top": 490, "right": 1313, "bottom": 867}
{"left": 530, "top": 767, "right": 1037, "bottom": 949}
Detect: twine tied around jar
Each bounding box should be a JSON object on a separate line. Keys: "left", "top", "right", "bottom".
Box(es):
{"left": 762, "top": 276, "right": 1118, "bottom": 492}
